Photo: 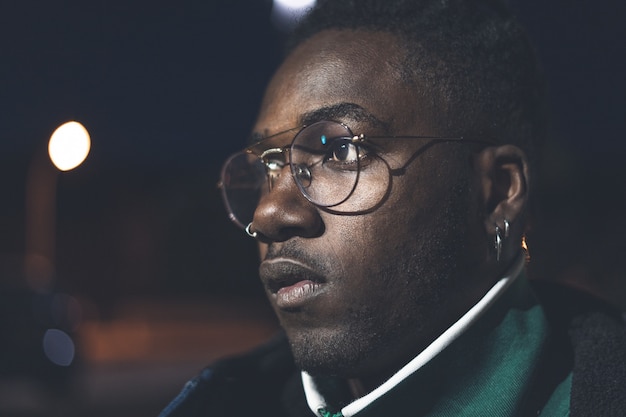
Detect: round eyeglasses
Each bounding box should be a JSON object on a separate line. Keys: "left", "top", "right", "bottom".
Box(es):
{"left": 219, "top": 120, "right": 494, "bottom": 231}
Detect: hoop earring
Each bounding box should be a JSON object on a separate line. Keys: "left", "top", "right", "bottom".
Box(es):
{"left": 494, "top": 224, "right": 502, "bottom": 262}
{"left": 245, "top": 223, "right": 258, "bottom": 238}
{"left": 494, "top": 219, "right": 510, "bottom": 262}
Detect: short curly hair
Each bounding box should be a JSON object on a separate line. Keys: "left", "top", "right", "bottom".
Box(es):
{"left": 287, "top": 0, "right": 548, "bottom": 172}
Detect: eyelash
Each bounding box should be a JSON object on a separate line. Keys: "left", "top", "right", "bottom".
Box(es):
{"left": 322, "top": 138, "right": 378, "bottom": 171}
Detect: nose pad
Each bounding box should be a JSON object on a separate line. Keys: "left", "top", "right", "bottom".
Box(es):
{"left": 266, "top": 168, "right": 282, "bottom": 191}
{"left": 261, "top": 148, "right": 289, "bottom": 193}
{"left": 292, "top": 164, "right": 312, "bottom": 188}
{"left": 252, "top": 165, "right": 322, "bottom": 242}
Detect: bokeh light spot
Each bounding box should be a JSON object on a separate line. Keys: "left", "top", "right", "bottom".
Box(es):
{"left": 271, "top": 0, "right": 316, "bottom": 31}
{"left": 43, "top": 328, "right": 75, "bottom": 366}
{"left": 48, "top": 121, "right": 91, "bottom": 171}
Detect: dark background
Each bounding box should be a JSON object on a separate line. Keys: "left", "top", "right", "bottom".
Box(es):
{"left": 0, "top": 0, "right": 624, "bottom": 415}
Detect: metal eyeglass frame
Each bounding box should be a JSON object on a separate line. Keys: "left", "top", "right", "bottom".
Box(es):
{"left": 219, "top": 120, "right": 497, "bottom": 231}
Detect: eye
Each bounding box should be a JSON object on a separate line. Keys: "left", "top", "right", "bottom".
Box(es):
{"left": 327, "top": 138, "right": 360, "bottom": 163}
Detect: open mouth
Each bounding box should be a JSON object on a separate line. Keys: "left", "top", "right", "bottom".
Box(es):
{"left": 266, "top": 273, "right": 318, "bottom": 293}
{"left": 259, "top": 258, "right": 326, "bottom": 308}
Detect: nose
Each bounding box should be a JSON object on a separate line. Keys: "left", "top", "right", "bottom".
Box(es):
{"left": 251, "top": 165, "right": 322, "bottom": 242}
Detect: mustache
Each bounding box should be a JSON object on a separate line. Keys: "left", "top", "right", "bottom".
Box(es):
{"left": 263, "top": 242, "right": 328, "bottom": 272}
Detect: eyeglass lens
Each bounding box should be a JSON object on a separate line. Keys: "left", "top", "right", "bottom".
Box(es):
{"left": 220, "top": 121, "right": 391, "bottom": 229}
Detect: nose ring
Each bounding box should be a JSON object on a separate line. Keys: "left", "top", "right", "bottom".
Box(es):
{"left": 245, "top": 223, "right": 258, "bottom": 238}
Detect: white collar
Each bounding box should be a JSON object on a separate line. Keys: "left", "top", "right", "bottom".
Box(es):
{"left": 302, "top": 256, "right": 526, "bottom": 417}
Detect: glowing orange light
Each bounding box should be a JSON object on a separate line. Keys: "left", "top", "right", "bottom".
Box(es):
{"left": 521, "top": 234, "right": 531, "bottom": 263}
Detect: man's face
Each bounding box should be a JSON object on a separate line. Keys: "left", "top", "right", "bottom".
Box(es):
{"left": 249, "top": 30, "right": 487, "bottom": 380}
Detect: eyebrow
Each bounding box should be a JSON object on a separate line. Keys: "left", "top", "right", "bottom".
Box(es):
{"left": 300, "top": 103, "right": 390, "bottom": 131}
{"left": 247, "top": 102, "right": 390, "bottom": 145}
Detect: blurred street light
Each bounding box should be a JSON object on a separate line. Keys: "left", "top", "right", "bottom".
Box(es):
{"left": 48, "top": 121, "right": 91, "bottom": 172}
{"left": 24, "top": 121, "right": 91, "bottom": 292}
{"left": 2, "top": 120, "right": 92, "bottom": 396}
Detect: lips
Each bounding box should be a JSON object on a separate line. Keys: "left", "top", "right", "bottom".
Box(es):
{"left": 259, "top": 258, "right": 327, "bottom": 309}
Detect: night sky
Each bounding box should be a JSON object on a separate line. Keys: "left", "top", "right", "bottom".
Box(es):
{"left": 1, "top": 0, "right": 624, "bottom": 309}
{"left": 1, "top": 0, "right": 282, "bottom": 164}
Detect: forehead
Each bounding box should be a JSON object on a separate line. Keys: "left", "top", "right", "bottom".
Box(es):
{"left": 253, "top": 30, "right": 429, "bottom": 138}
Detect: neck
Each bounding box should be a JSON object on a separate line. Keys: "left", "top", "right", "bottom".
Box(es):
{"left": 347, "top": 378, "right": 367, "bottom": 398}
{"left": 303, "top": 256, "right": 527, "bottom": 412}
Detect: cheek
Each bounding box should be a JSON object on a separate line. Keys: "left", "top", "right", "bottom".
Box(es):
{"left": 325, "top": 158, "right": 393, "bottom": 214}
{"left": 323, "top": 209, "right": 417, "bottom": 275}
{"left": 330, "top": 185, "right": 447, "bottom": 280}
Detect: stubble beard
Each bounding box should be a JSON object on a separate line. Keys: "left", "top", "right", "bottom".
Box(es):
{"left": 287, "top": 179, "right": 473, "bottom": 380}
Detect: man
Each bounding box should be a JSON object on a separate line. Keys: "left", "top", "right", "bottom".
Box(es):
{"left": 160, "top": 0, "right": 625, "bottom": 416}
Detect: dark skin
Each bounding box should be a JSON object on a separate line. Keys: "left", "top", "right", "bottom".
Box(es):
{"left": 248, "top": 29, "right": 529, "bottom": 397}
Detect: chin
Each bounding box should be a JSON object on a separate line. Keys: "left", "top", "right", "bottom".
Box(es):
{"left": 284, "top": 316, "right": 407, "bottom": 378}
{"left": 288, "top": 330, "right": 367, "bottom": 377}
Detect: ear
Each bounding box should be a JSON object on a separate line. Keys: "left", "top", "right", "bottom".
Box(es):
{"left": 474, "top": 145, "right": 530, "bottom": 233}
